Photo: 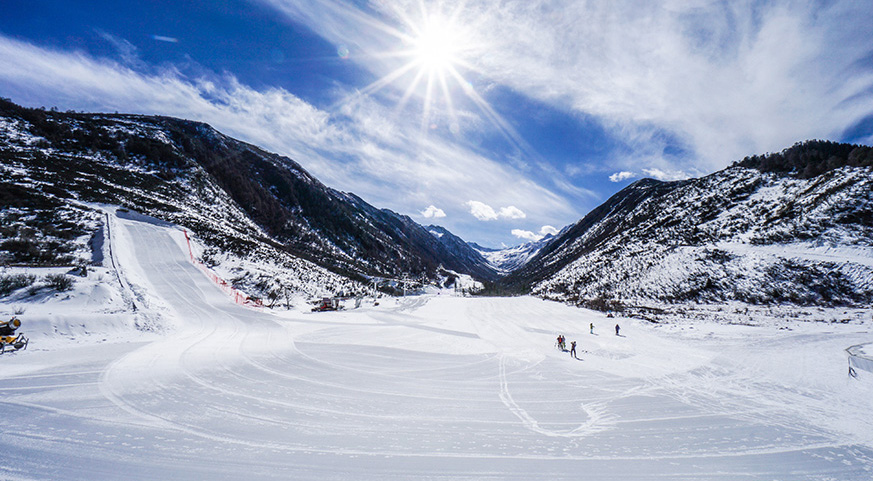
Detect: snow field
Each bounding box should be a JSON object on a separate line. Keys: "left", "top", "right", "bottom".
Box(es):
{"left": 1, "top": 214, "right": 872, "bottom": 479}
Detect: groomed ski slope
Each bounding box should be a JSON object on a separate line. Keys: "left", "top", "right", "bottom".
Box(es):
{"left": 2, "top": 214, "right": 873, "bottom": 480}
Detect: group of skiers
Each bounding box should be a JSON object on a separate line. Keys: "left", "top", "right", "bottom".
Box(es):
{"left": 556, "top": 334, "right": 576, "bottom": 358}
{"left": 556, "top": 322, "right": 621, "bottom": 360}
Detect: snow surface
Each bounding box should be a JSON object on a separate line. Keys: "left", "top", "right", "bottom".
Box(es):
{"left": 2, "top": 213, "right": 873, "bottom": 480}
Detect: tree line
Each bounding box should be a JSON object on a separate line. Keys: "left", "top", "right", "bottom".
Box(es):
{"left": 735, "top": 140, "right": 873, "bottom": 178}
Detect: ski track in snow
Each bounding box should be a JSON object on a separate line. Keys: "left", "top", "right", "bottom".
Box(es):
{"left": 1, "top": 215, "right": 873, "bottom": 480}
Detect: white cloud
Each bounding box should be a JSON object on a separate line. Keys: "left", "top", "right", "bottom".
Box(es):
{"left": 467, "top": 201, "right": 528, "bottom": 221}
{"left": 609, "top": 171, "right": 636, "bottom": 182}
{"left": 511, "top": 229, "right": 540, "bottom": 241}
{"left": 498, "top": 206, "right": 526, "bottom": 220}
{"left": 421, "top": 205, "right": 446, "bottom": 219}
{"left": 512, "top": 225, "right": 560, "bottom": 242}
{"left": 642, "top": 168, "right": 690, "bottom": 182}
{"left": 539, "top": 225, "right": 558, "bottom": 236}
{"left": 466, "top": 201, "right": 498, "bottom": 221}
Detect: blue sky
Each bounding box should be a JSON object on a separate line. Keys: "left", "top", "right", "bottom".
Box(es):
{"left": 1, "top": 0, "right": 872, "bottom": 247}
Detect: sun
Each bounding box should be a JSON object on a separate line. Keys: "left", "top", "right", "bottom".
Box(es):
{"left": 341, "top": 3, "right": 528, "bottom": 149}
{"left": 339, "top": 7, "right": 471, "bottom": 127}
{"left": 389, "top": 8, "right": 478, "bottom": 132}
{"left": 410, "top": 17, "right": 463, "bottom": 74}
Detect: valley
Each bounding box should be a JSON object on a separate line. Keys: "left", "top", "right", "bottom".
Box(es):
{"left": 1, "top": 212, "right": 872, "bottom": 480}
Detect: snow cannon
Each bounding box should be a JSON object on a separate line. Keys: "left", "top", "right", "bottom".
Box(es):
{"left": 0, "top": 317, "right": 28, "bottom": 353}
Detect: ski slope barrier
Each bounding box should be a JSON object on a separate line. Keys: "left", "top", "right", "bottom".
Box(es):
{"left": 183, "top": 230, "right": 263, "bottom": 309}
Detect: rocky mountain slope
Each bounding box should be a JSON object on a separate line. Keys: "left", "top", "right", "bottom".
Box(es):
{"left": 0, "top": 99, "right": 496, "bottom": 299}
{"left": 426, "top": 226, "right": 499, "bottom": 281}
{"left": 501, "top": 141, "right": 873, "bottom": 310}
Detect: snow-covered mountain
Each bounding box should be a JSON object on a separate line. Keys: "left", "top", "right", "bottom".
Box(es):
{"left": 470, "top": 233, "right": 561, "bottom": 274}
{"left": 3, "top": 97, "right": 872, "bottom": 312}
{"left": 0, "top": 99, "right": 495, "bottom": 297}
{"left": 502, "top": 141, "right": 873, "bottom": 311}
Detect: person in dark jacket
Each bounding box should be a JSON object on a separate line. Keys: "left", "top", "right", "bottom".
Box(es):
{"left": 570, "top": 341, "right": 577, "bottom": 358}
{"left": 615, "top": 323, "right": 620, "bottom": 336}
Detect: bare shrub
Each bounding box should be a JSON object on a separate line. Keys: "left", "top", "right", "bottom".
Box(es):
{"left": 45, "top": 273, "right": 74, "bottom": 292}
{"left": 583, "top": 295, "right": 624, "bottom": 313}
{"left": 0, "top": 273, "right": 36, "bottom": 296}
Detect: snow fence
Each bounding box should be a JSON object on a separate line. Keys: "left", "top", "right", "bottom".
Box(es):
{"left": 847, "top": 343, "right": 873, "bottom": 379}
{"left": 183, "top": 231, "right": 263, "bottom": 309}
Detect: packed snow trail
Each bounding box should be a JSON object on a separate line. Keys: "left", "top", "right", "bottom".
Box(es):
{"left": 1, "top": 214, "right": 873, "bottom": 479}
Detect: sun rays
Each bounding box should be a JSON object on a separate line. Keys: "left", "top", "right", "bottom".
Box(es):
{"left": 333, "top": 1, "right": 529, "bottom": 151}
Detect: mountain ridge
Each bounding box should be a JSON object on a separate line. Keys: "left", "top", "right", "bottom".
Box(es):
{"left": 0, "top": 98, "right": 497, "bottom": 294}
{"left": 3, "top": 98, "right": 872, "bottom": 312}
{"left": 499, "top": 141, "right": 873, "bottom": 310}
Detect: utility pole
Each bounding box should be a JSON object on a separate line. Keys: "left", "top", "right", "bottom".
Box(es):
{"left": 370, "top": 277, "right": 381, "bottom": 302}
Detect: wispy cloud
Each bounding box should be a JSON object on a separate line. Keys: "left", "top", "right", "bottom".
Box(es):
{"left": 469, "top": 0, "right": 873, "bottom": 168}
{"left": 260, "top": 0, "right": 873, "bottom": 173}
{"left": 96, "top": 30, "right": 142, "bottom": 67}
{"left": 150, "top": 35, "right": 179, "bottom": 43}
{"left": 0, "top": 35, "right": 336, "bottom": 160}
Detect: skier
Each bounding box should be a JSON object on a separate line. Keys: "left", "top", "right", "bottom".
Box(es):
{"left": 570, "top": 341, "right": 577, "bottom": 359}
{"left": 615, "top": 323, "right": 620, "bottom": 336}
{"left": 556, "top": 334, "right": 565, "bottom": 351}
{"left": 590, "top": 322, "right": 594, "bottom": 334}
